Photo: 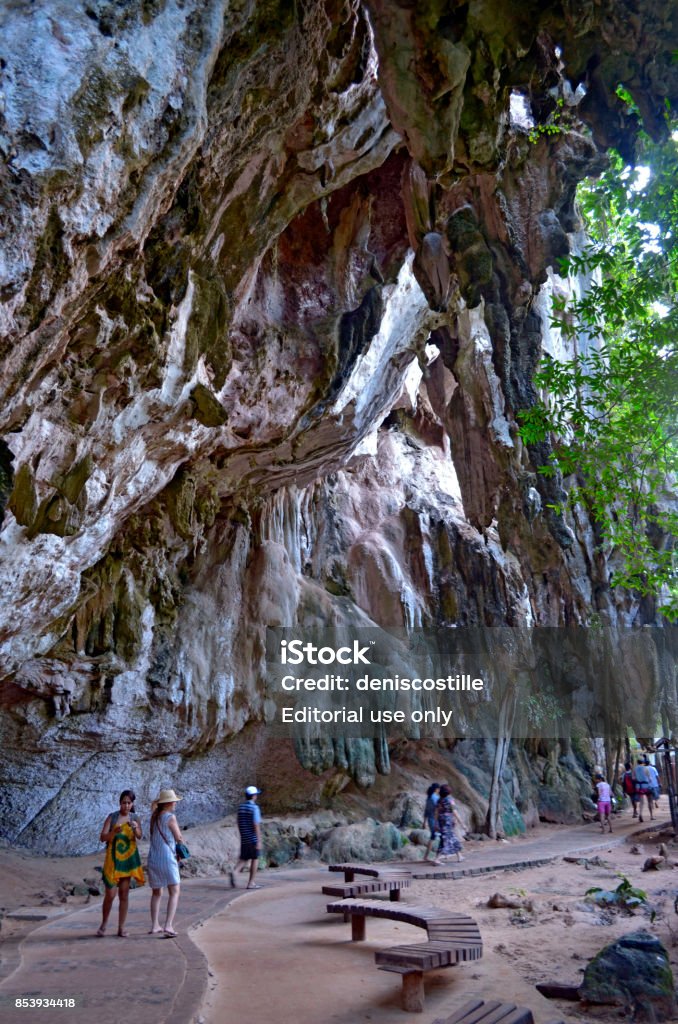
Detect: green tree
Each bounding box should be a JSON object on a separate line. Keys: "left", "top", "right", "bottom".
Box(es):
{"left": 519, "top": 124, "right": 678, "bottom": 618}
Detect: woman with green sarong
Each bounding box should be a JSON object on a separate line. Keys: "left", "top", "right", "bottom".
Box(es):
{"left": 97, "top": 789, "right": 145, "bottom": 937}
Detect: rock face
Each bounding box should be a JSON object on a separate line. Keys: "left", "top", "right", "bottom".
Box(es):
{"left": 580, "top": 931, "right": 677, "bottom": 1022}
{"left": 0, "top": 1, "right": 677, "bottom": 850}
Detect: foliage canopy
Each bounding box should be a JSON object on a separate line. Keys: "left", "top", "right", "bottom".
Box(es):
{"left": 519, "top": 122, "right": 678, "bottom": 618}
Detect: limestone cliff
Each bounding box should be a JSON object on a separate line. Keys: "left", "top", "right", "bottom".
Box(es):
{"left": 0, "top": 1, "right": 676, "bottom": 851}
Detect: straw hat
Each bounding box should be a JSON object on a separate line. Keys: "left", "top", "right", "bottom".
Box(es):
{"left": 152, "top": 788, "right": 182, "bottom": 808}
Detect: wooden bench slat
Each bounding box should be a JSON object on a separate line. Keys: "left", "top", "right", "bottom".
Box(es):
{"left": 322, "top": 881, "right": 396, "bottom": 898}
{"left": 428, "top": 917, "right": 483, "bottom": 925}
{"left": 377, "top": 942, "right": 446, "bottom": 958}
{"left": 428, "top": 921, "right": 482, "bottom": 928}
{"left": 426, "top": 940, "right": 482, "bottom": 952}
{"left": 387, "top": 946, "right": 455, "bottom": 969}
{"left": 432, "top": 1000, "right": 535, "bottom": 1024}
{"left": 376, "top": 947, "right": 443, "bottom": 970}
{"left": 428, "top": 925, "right": 483, "bottom": 933}
{"left": 377, "top": 964, "right": 419, "bottom": 974}
{"left": 430, "top": 929, "right": 479, "bottom": 936}
{"left": 432, "top": 998, "right": 486, "bottom": 1023}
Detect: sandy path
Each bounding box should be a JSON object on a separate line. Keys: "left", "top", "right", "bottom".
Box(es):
{"left": 1, "top": 815, "right": 676, "bottom": 1024}
{"left": 192, "top": 873, "right": 561, "bottom": 1023}
{"left": 192, "top": 821, "right": 678, "bottom": 1024}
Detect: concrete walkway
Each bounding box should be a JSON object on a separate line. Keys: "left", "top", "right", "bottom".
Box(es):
{"left": 0, "top": 815, "right": 665, "bottom": 1024}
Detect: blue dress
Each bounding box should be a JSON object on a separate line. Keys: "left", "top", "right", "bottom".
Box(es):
{"left": 147, "top": 812, "right": 181, "bottom": 888}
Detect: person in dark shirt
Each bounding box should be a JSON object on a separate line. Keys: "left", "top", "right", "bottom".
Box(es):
{"left": 620, "top": 762, "right": 638, "bottom": 817}
{"left": 423, "top": 783, "right": 441, "bottom": 864}
{"left": 232, "top": 785, "right": 263, "bottom": 889}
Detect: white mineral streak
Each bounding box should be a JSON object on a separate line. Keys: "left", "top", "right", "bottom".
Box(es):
{"left": 352, "top": 429, "right": 379, "bottom": 458}
{"left": 160, "top": 274, "right": 195, "bottom": 405}
{"left": 299, "top": 10, "right": 379, "bottom": 168}
{"left": 332, "top": 255, "right": 429, "bottom": 421}
{"left": 456, "top": 303, "right": 513, "bottom": 447}
{"left": 109, "top": 601, "right": 156, "bottom": 707}
{"left": 164, "top": 524, "right": 249, "bottom": 727}
{"left": 399, "top": 357, "right": 425, "bottom": 411}
{"left": 261, "top": 488, "right": 315, "bottom": 575}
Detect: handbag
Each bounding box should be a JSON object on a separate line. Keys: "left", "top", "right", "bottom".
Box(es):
{"left": 157, "top": 819, "right": 190, "bottom": 861}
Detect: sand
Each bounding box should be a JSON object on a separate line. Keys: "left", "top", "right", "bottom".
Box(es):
{"left": 1, "top": 814, "right": 677, "bottom": 1024}
{"left": 191, "top": 821, "right": 678, "bottom": 1024}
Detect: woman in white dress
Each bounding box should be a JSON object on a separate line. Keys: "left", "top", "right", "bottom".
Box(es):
{"left": 147, "top": 788, "right": 185, "bottom": 936}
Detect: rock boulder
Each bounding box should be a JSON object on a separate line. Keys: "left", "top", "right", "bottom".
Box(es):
{"left": 580, "top": 931, "right": 677, "bottom": 1022}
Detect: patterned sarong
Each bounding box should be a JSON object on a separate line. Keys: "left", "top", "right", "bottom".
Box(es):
{"left": 102, "top": 822, "right": 145, "bottom": 889}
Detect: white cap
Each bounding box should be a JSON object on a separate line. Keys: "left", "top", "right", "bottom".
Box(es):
{"left": 245, "top": 785, "right": 260, "bottom": 796}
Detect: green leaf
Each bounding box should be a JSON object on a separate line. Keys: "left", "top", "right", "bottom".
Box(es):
{"left": 518, "top": 118, "right": 678, "bottom": 618}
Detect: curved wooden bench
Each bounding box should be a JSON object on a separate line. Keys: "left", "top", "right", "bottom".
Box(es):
{"left": 328, "top": 862, "right": 411, "bottom": 883}
{"left": 326, "top": 898, "right": 482, "bottom": 1012}
{"left": 432, "top": 1000, "right": 566, "bottom": 1024}
{"left": 323, "top": 867, "right": 411, "bottom": 902}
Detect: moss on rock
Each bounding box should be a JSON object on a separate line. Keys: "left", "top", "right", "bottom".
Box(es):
{"left": 59, "top": 455, "right": 93, "bottom": 506}
{"left": 581, "top": 931, "right": 676, "bottom": 1021}
{"left": 22, "top": 208, "right": 70, "bottom": 331}
{"left": 7, "top": 462, "right": 35, "bottom": 529}
{"left": 184, "top": 273, "right": 231, "bottom": 385}
{"left": 165, "top": 469, "right": 197, "bottom": 541}
{"left": 190, "top": 383, "right": 229, "bottom": 427}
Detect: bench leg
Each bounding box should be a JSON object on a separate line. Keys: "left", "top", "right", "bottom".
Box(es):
{"left": 401, "top": 971, "right": 425, "bottom": 1012}
{"left": 389, "top": 888, "right": 401, "bottom": 902}
{"left": 345, "top": 871, "right": 355, "bottom": 882}
{"left": 351, "top": 915, "right": 366, "bottom": 941}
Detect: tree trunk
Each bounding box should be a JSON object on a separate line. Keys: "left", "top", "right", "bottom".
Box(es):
{"left": 485, "top": 689, "right": 517, "bottom": 838}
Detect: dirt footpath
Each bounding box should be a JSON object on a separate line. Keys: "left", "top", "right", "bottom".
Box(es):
{"left": 193, "top": 819, "right": 678, "bottom": 1024}
{"left": 1, "top": 815, "right": 676, "bottom": 1024}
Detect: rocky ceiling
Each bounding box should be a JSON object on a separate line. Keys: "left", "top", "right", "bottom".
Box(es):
{"left": 0, "top": 0, "right": 677, "bottom": 849}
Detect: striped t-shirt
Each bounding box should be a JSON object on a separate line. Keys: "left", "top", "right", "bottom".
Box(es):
{"left": 237, "top": 800, "right": 261, "bottom": 842}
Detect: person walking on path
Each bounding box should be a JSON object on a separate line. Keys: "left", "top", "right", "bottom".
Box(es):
{"left": 644, "top": 757, "right": 661, "bottom": 809}
{"left": 233, "top": 785, "right": 263, "bottom": 889}
{"left": 423, "top": 783, "right": 441, "bottom": 864}
{"left": 436, "top": 784, "right": 464, "bottom": 862}
{"left": 97, "top": 789, "right": 145, "bottom": 937}
{"left": 595, "top": 774, "right": 613, "bottom": 833}
{"left": 621, "top": 762, "right": 639, "bottom": 817}
{"left": 633, "top": 760, "right": 654, "bottom": 823}
{"left": 147, "top": 788, "right": 185, "bottom": 936}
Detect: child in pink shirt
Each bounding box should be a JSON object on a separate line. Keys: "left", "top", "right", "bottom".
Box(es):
{"left": 596, "top": 774, "right": 613, "bottom": 833}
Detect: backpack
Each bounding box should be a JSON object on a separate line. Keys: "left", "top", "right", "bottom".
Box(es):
{"left": 622, "top": 771, "right": 635, "bottom": 796}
